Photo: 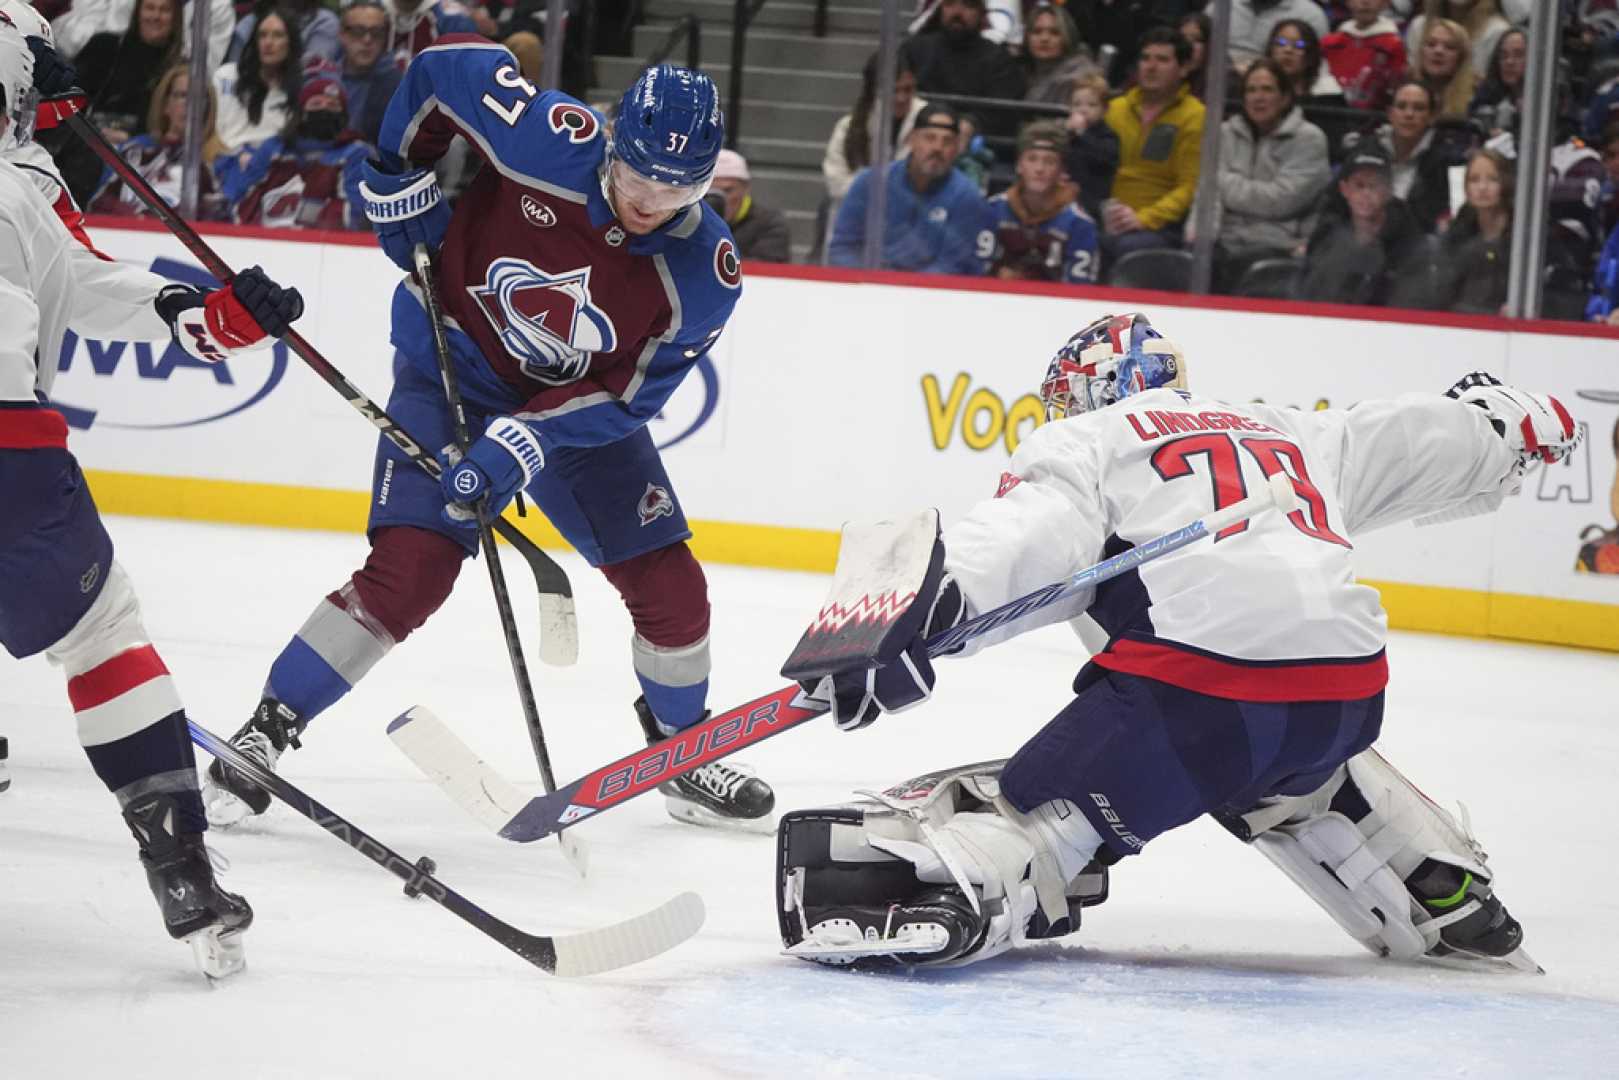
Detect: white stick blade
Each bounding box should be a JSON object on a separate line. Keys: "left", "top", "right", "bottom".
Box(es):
{"left": 537, "top": 594, "right": 579, "bottom": 667}
{"left": 550, "top": 891, "right": 706, "bottom": 977}
{"left": 387, "top": 707, "right": 530, "bottom": 833}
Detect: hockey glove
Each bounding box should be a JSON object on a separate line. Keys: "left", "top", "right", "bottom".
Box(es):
{"left": 1445, "top": 372, "right": 1581, "bottom": 487}
{"left": 360, "top": 159, "right": 451, "bottom": 272}
{"left": 156, "top": 266, "right": 304, "bottom": 364}
{"left": 805, "top": 569, "right": 965, "bottom": 733}
{"left": 439, "top": 417, "right": 546, "bottom": 527}
{"left": 25, "top": 35, "right": 76, "bottom": 97}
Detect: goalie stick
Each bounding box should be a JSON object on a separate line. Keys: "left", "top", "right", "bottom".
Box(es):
{"left": 187, "top": 720, "right": 702, "bottom": 976}
{"left": 393, "top": 475, "right": 1299, "bottom": 843}
{"left": 61, "top": 105, "right": 579, "bottom": 666}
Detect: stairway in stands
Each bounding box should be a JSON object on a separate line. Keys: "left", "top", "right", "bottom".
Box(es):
{"left": 591, "top": 1, "right": 888, "bottom": 263}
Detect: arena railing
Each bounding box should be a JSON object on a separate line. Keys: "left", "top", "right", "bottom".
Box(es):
{"left": 726, "top": 0, "right": 831, "bottom": 146}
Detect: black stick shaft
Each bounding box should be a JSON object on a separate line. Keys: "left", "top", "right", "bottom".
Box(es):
{"left": 61, "top": 109, "right": 572, "bottom": 601}
{"left": 412, "top": 250, "right": 559, "bottom": 793}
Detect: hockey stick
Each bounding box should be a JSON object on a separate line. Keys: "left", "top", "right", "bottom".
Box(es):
{"left": 62, "top": 107, "right": 578, "bottom": 667}
{"left": 412, "top": 246, "right": 586, "bottom": 875}
{"left": 401, "top": 474, "right": 1300, "bottom": 843}
{"left": 186, "top": 719, "right": 703, "bottom": 975}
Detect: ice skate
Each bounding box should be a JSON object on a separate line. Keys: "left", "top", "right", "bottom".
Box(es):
{"left": 0, "top": 734, "right": 9, "bottom": 793}
{"left": 1407, "top": 858, "right": 1541, "bottom": 973}
{"left": 785, "top": 889, "right": 986, "bottom": 968}
{"left": 634, "top": 696, "right": 775, "bottom": 834}
{"left": 203, "top": 697, "right": 302, "bottom": 827}
{"left": 123, "top": 793, "right": 253, "bottom": 980}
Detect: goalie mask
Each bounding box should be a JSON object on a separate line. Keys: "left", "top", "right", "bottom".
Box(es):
{"left": 0, "top": 10, "right": 37, "bottom": 153}
{"left": 1039, "top": 312, "right": 1187, "bottom": 422}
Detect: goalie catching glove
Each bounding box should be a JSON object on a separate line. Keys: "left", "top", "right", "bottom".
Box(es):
{"left": 781, "top": 509, "right": 966, "bottom": 731}
{"left": 439, "top": 416, "right": 546, "bottom": 526}
{"left": 1445, "top": 371, "right": 1580, "bottom": 490}
{"left": 154, "top": 265, "right": 304, "bottom": 364}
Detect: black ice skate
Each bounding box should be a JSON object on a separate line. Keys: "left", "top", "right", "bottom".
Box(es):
{"left": 785, "top": 888, "right": 988, "bottom": 968}
{"left": 634, "top": 696, "right": 775, "bottom": 833}
{"left": 123, "top": 793, "right": 253, "bottom": 979}
{"left": 0, "top": 734, "right": 9, "bottom": 793}
{"left": 203, "top": 697, "right": 303, "bottom": 827}
{"left": 1407, "top": 858, "right": 1535, "bottom": 969}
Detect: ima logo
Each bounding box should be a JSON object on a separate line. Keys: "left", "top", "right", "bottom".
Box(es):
{"left": 637, "top": 482, "right": 674, "bottom": 526}
{"left": 520, "top": 195, "right": 556, "bottom": 228}
{"left": 548, "top": 102, "right": 599, "bottom": 144}
{"left": 468, "top": 258, "right": 618, "bottom": 385}
{"left": 713, "top": 238, "right": 741, "bottom": 289}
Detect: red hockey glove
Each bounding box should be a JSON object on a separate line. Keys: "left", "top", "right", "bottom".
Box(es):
{"left": 157, "top": 266, "right": 304, "bottom": 363}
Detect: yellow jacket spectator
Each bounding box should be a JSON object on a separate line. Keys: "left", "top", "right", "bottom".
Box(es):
{"left": 1102, "top": 26, "right": 1205, "bottom": 259}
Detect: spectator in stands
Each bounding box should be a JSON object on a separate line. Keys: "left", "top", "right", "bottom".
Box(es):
{"left": 952, "top": 111, "right": 996, "bottom": 194}
{"left": 1468, "top": 27, "right": 1525, "bottom": 137}
{"left": 1323, "top": 0, "right": 1407, "bottom": 111}
{"left": 1431, "top": 147, "right": 1514, "bottom": 313}
{"left": 73, "top": 0, "right": 184, "bottom": 143}
{"left": 1413, "top": 16, "right": 1478, "bottom": 119}
{"left": 1204, "top": 57, "right": 1332, "bottom": 289}
{"left": 1342, "top": 78, "right": 1469, "bottom": 231}
{"left": 823, "top": 51, "right": 925, "bottom": 203}
{"left": 338, "top": 0, "right": 402, "bottom": 146}
{"left": 1067, "top": 0, "right": 1184, "bottom": 88}
{"left": 229, "top": 0, "right": 340, "bottom": 67}
{"left": 828, "top": 103, "right": 987, "bottom": 275}
{"left": 1179, "top": 11, "right": 1213, "bottom": 100}
{"left": 1405, "top": 0, "right": 1511, "bottom": 75}
{"left": 1269, "top": 19, "right": 1345, "bottom": 105}
{"left": 379, "top": 0, "right": 478, "bottom": 65}
{"left": 1301, "top": 143, "right": 1425, "bottom": 305}
{"left": 1022, "top": 2, "right": 1095, "bottom": 106}
{"left": 1063, "top": 70, "right": 1119, "bottom": 219}
{"left": 215, "top": 71, "right": 371, "bottom": 229}
{"left": 902, "top": 0, "right": 1026, "bottom": 136}
{"left": 981, "top": 119, "right": 1099, "bottom": 283}
{"left": 88, "top": 63, "right": 227, "bottom": 220}
{"left": 1217, "top": 0, "right": 1327, "bottom": 69}
{"left": 708, "top": 149, "right": 791, "bottom": 264}
{"left": 1585, "top": 216, "right": 1619, "bottom": 324}
{"left": 52, "top": 0, "right": 232, "bottom": 68}
{"left": 214, "top": 6, "right": 303, "bottom": 154}
{"left": 1599, "top": 120, "right": 1619, "bottom": 234}
{"left": 1101, "top": 25, "right": 1204, "bottom": 258}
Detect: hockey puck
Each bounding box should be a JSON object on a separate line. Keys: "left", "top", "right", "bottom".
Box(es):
{"left": 403, "top": 856, "right": 436, "bottom": 899}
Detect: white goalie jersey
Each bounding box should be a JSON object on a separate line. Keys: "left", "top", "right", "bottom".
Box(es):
{"left": 941, "top": 388, "right": 1518, "bottom": 701}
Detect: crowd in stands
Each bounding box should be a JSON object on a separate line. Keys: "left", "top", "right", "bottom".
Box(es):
{"left": 27, "top": 0, "right": 1619, "bottom": 322}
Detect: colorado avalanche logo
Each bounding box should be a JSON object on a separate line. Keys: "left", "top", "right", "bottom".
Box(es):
{"left": 637, "top": 483, "right": 674, "bottom": 526}
{"left": 548, "top": 102, "right": 599, "bottom": 144}
{"left": 468, "top": 258, "right": 618, "bottom": 385}
{"left": 714, "top": 238, "right": 741, "bottom": 289}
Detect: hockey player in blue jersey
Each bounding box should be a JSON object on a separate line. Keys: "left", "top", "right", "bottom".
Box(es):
{"left": 203, "top": 44, "right": 777, "bottom": 833}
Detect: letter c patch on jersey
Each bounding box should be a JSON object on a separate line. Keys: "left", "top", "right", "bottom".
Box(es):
{"left": 548, "top": 103, "right": 600, "bottom": 144}
{"left": 713, "top": 238, "right": 742, "bottom": 289}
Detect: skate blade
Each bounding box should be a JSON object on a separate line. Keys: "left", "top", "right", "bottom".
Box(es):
{"left": 663, "top": 795, "right": 775, "bottom": 835}
{"left": 187, "top": 926, "right": 247, "bottom": 981}
{"left": 1424, "top": 945, "right": 1545, "bottom": 976}
{"left": 784, "top": 919, "right": 950, "bottom": 966}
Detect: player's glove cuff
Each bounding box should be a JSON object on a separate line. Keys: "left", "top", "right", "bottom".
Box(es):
{"left": 359, "top": 165, "right": 443, "bottom": 224}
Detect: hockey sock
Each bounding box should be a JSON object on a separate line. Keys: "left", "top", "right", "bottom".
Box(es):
{"left": 264, "top": 583, "right": 394, "bottom": 723}
{"left": 67, "top": 645, "right": 205, "bottom": 832}
{"left": 632, "top": 633, "right": 709, "bottom": 732}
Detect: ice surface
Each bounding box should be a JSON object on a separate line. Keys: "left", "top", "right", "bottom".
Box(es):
{"left": 3, "top": 517, "right": 1616, "bottom": 1079}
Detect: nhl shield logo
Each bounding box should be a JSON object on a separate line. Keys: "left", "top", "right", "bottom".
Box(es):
{"left": 637, "top": 483, "right": 674, "bottom": 526}
{"left": 468, "top": 258, "right": 618, "bottom": 384}
{"left": 605, "top": 225, "right": 626, "bottom": 247}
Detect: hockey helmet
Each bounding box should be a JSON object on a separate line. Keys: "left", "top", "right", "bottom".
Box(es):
{"left": 609, "top": 64, "right": 723, "bottom": 206}
{"left": 0, "top": 10, "right": 36, "bottom": 153}
{"left": 1039, "top": 312, "right": 1186, "bottom": 422}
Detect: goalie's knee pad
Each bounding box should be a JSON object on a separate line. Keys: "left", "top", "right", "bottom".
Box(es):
{"left": 1217, "top": 748, "right": 1527, "bottom": 966}
{"left": 776, "top": 760, "right": 1108, "bottom": 970}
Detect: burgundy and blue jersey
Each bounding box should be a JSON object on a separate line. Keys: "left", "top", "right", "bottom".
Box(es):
{"left": 980, "top": 191, "right": 1100, "bottom": 284}
{"left": 378, "top": 37, "right": 742, "bottom": 450}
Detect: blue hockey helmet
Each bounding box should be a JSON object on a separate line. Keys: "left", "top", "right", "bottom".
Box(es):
{"left": 612, "top": 64, "right": 724, "bottom": 193}
{"left": 1040, "top": 312, "right": 1186, "bottom": 421}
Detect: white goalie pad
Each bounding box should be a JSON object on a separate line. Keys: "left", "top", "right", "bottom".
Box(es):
{"left": 1235, "top": 748, "right": 1494, "bottom": 961}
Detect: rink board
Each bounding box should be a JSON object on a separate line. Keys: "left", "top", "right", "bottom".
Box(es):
{"left": 61, "top": 219, "right": 1619, "bottom": 651}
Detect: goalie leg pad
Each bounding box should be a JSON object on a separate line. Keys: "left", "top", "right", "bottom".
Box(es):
{"left": 1224, "top": 748, "right": 1527, "bottom": 964}
{"left": 776, "top": 761, "right": 1107, "bottom": 970}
